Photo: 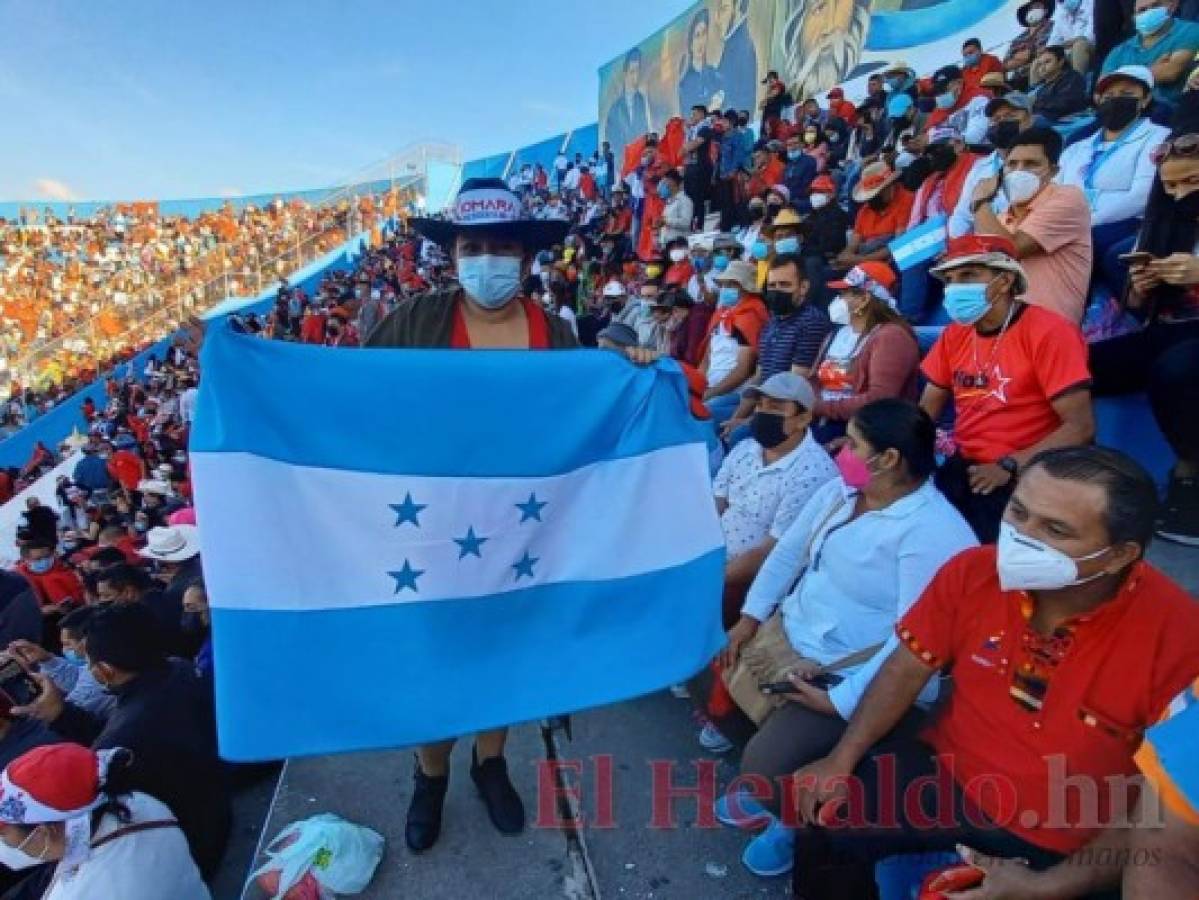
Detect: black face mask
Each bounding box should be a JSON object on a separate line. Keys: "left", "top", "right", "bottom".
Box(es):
{"left": 1096, "top": 96, "right": 1142, "bottom": 133}
{"left": 928, "top": 143, "right": 957, "bottom": 173}
{"left": 1174, "top": 188, "right": 1199, "bottom": 220}
{"left": 764, "top": 289, "right": 796, "bottom": 316}
{"left": 986, "top": 120, "right": 1023, "bottom": 151}
{"left": 180, "top": 611, "right": 209, "bottom": 637}
{"left": 900, "top": 156, "right": 934, "bottom": 192}
{"left": 749, "top": 207, "right": 766, "bottom": 222}
{"left": 750, "top": 411, "right": 789, "bottom": 449}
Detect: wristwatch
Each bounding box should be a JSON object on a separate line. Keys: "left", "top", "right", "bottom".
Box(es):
{"left": 997, "top": 456, "right": 1019, "bottom": 479}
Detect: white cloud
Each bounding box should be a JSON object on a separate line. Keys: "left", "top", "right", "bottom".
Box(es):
{"left": 32, "top": 178, "right": 78, "bottom": 201}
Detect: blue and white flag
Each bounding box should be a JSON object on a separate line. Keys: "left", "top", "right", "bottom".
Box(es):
{"left": 888, "top": 213, "right": 948, "bottom": 272}
{"left": 191, "top": 326, "right": 725, "bottom": 761}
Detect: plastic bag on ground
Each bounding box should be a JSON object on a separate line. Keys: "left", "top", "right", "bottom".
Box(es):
{"left": 251, "top": 813, "right": 385, "bottom": 899}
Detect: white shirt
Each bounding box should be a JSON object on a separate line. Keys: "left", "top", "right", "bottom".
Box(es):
{"left": 714, "top": 431, "right": 839, "bottom": 558}
{"left": 1056, "top": 118, "right": 1170, "bottom": 227}
{"left": 557, "top": 305, "right": 578, "bottom": 336}
{"left": 1048, "top": 0, "right": 1094, "bottom": 44}
{"left": 179, "top": 387, "right": 199, "bottom": 423}
{"left": 743, "top": 479, "right": 978, "bottom": 717}
{"left": 564, "top": 168, "right": 581, "bottom": 191}
{"left": 46, "top": 793, "right": 209, "bottom": 900}
{"left": 706, "top": 318, "right": 743, "bottom": 386}
{"left": 948, "top": 151, "right": 1009, "bottom": 239}
{"left": 660, "top": 192, "right": 695, "bottom": 243}
{"left": 686, "top": 272, "right": 718, "bottom": 303}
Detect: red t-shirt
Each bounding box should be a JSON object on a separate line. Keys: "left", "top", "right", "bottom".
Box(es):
{"left": 920, "top": 304, "right": 1090, "bottom": 463}
{"left": 450, "top": 298, "right": 550, "bottom": 349}
{"left": 107, "top": 450, "right": 145, "bottom": 492}
{"left": 899, "top": 548, "right": 1199, "bottom": 853}
{"left": 17, "top": 563, "right": 85, "bottom": 608}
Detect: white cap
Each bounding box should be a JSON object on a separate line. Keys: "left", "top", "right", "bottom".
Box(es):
{"left": 1096, "top": 65, "right": 1155, "bottom": 95}
{"left": 602, "top": 281, "right": 627, "bottom": 298}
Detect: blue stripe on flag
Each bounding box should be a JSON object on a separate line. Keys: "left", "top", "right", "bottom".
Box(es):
{"left": 888, "top": 214, "right": 948, "bottom": 272}
{"left": 210, "top": 550, "right": 725, "bottom": 761}
{"left": 193, "top": 323, "right": 706, "bottom": 477}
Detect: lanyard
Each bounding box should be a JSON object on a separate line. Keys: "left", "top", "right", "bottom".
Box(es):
{"left": 1082, "top": 121, "right": 1144, "bottom": 189}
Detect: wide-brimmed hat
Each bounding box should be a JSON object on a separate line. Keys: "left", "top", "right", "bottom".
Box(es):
{"left": 763, "top": 208, "right": 804, "bottom": 237}
{"left": 852, "top": 161, "right": 900, "bottom": 204}
{"left": 715, "top": 260, "right": 758, "bottom": 293}
{"left": 138, "top": 525, "right": 200, "bottom": 563}
{"left": 980, "top": 72, "right": 1009, "bottom": 93}
{"left": 1017, "top": 0, "right": 1054, "bottom": 27}
{"left": 410, "top": 178, "right": 569, "bottom": 250}
{"left": 929, "top": 235, "right": 1029, "bottom": 294}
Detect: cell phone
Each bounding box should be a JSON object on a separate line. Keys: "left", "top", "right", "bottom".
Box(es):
{"left": 759, "top": 672, "right": 843, "bottom": 694}
{"left": 1118, "top": 251, "right": 1154, "bottom": 266}
{"left": 0, "top": 656, "right": 41, "bottom": 715}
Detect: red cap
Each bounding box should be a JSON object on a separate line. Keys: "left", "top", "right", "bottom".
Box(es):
{"left": 810, "top": 175, "right": 836, "bottom": 194}
{"left": 828, "top": 87, "right": 844, "bottom": 100}
{"left": 941, "top": 234, "right": 1018, "bottom": 261}
{"left": 828, "top": 261, "right": 899, "bottom": 293}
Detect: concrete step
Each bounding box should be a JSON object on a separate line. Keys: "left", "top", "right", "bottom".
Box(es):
{"left": 239, "top": 693, "right": 792, "bottom": 899}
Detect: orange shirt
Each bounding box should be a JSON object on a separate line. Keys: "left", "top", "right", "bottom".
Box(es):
{"left": 853, "top": 188, "right": 915, "bottom": 243}
{"left": 921, "top": 303, "right": 1091, "bottom": 463}
{"left": 961, "top": 53, "right": 1004, "bottom": 95}
{"left": 996, "top": 183, "right": 1093, "bottom": 323}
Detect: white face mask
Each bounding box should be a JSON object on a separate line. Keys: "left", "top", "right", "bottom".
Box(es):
{"left": 828, "top": 295, "right": 851, "bottom": 326}
{"left": 894, "top": 150, "right": 917, "bottom": 170}
{"left": 1024, "top": 6, "right": 1045, "bottom": 25}
{"left": 1003, "top": 169, "right": 1044, "bottom": 206}
{"left": 457, "top": 254, "right": 522, "bottom": 309}
{"left": 0, "top": 830, "right": 47, "bottom": 871}
{"left": 669, "top": 248, "right": 687, "bottom": 263}
{"left": 810, "top": 194, "right": 830, "bottom": 210}
{"left": 996, "top": 522, "right": 1114, "bottom": 592}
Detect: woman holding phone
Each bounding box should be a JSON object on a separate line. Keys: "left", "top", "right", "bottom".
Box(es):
{"left": 1090, "top": 132, "right": 1199, "bottom": 546}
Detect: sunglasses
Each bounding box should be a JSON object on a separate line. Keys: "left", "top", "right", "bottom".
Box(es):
{"left": 1151, "top": 133, "right": 1199, "bottom": 166}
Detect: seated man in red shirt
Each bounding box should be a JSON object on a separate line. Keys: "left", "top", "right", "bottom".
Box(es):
{"left": 791, "top": 445, "right": 1199, "bottom": 900}
{"left": 834, "top": 162, "right": 912, "bottom": 273}
{"left": 920, "top": 235, "right": 1094, "bottom": 542}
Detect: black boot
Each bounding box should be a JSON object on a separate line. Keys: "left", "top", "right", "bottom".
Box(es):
{"left": 470, "top": 747, "right": 525, "bottom": 835}
{"left": 405, "top": 760, "right": 449, "bottom": 853}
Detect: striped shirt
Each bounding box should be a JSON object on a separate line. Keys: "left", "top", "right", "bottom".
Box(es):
{"left": 757, "top": 305, "right": 833, "bottom": 379}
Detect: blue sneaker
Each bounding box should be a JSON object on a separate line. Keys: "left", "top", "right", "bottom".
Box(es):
{"left": 714, "top": 789, "right": 773, "bottom": 830}
{"left": 741, "top": 818, "right": 794, "bottom": 878}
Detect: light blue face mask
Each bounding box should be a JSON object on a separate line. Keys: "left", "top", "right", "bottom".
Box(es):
{"left": 1134, "top": 5, "right": 1170, "bottom": 35}
{"left": 787, "top": 149, "right": 803, "bottom": 161}
{"left": 713, "top": 253, "right": 730, "bottom": 272}
{"left": 63, "top": 649, "right": 86, "bottom": 667}
{"left": 962, "top": 52, "right": 980, "bottom": 68}
{"left": 751, "top": 240, "right": 770, "bottom": 261}
{"left": 717, "top": 286, "right": 740, "bottom": 307}
{"left": 657, "top": 180, "right": 673, "bottom": 199}
{"left": 942, "top": 281, "right": 994, "bottom": 325}
{"left": 935, "top": 91, "right": 957, "bottom": 110}
{"left": 27, "top": 558, "right": 53, "bottom": 575}
{"left": 774, "top": 237, "right": 800, "bottom": 255}
{"left": 457, "top": 254, "right": 522, "bottom": 310}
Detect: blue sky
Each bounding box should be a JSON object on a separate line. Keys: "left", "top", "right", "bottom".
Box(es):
{"left": 0, "top": 0, "right": 694, "bottom": 202}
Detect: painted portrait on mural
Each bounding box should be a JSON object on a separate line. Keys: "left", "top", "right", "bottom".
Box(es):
{"left": 712, "top": 0, "right": 759, "bottom": 113}
{"left": 677, "top": 7, "right": 726, "bottom": 114}
{"left": 603, "top": 49, "right": 655, "bottom": 159}
{"left": 772, "top": 0, "right": 873, "bottom": 100}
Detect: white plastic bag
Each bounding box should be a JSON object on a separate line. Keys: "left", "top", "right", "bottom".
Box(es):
{"left": 251, "top": 813, "right": 385, "bottom": 899}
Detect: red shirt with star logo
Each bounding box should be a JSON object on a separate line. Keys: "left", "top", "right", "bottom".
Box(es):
{"left": 898, "top": 548, "right": 1199, "bottom": 853}
{"left": 920, "top": 304, "right": 1090, "bottom": 464}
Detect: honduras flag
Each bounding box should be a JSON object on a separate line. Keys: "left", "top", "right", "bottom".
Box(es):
{"left": 190, "top": 325, "right": 725, "bottom": 761}
{"left": 888, "top": 214, "right": 948, "bottom": 272}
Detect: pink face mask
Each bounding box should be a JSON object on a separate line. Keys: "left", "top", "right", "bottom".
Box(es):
{"left": 835, "top": 445, "right": 875, "bottom": 490}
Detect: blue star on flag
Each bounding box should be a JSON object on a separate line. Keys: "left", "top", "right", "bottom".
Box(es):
{"left": 389, "top": 560, "right": 425, "bottom": 594}
{"left": 515, "top": 492, "right": 547, "bottom": 523}
{"left": 512, "top": 551, "right": 539, "bottom": 580}
{"left": 389, "top": 492, "right": 427, "bottom": 527}
{"left": 453, "top": 526, "right": 488, "bottom": 560}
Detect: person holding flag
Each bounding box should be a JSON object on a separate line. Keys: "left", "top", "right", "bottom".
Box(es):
{"left": 366, "top": 179, "right": 576, "bottom": 851}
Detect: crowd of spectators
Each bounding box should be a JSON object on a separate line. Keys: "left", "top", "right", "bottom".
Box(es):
{"left": 0, "top": 1, "right": 1198, "bottom": 897}
{"left": 0, "top": 191, "right": 394, "bottom": 431}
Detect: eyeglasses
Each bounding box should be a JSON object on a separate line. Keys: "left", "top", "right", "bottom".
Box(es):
{"left": 1151, "top": 133, "right": 1199, "bottom": 166}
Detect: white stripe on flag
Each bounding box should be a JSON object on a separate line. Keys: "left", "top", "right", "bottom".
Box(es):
{"left": 192, "top": 443, "right": 723, "bottom": 612}
{"left": 888, "top": 214, "right": 948, "bottom": 271}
